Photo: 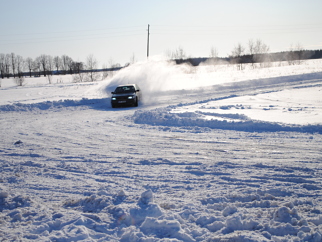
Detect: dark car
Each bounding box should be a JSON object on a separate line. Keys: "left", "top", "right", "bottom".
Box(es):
{"left": 111, "top": 84, "right": 142, "bottom": 108}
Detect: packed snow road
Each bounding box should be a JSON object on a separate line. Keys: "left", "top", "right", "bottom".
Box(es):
{"left": 1, "top": 60, "right": 322, "bottom": 241}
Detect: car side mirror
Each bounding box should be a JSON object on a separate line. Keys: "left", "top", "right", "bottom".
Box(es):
{"left": 111, "top": 92, "right": 115, "bottom": 94}
{"left": 136, "top": 90, "right": 140, "bottom": 92}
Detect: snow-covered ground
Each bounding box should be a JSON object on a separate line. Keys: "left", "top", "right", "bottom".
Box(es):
{"left": 1, "top": 59, "right": 322, "bottom": 241}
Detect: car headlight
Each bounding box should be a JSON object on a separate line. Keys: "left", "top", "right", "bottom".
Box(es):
{"left": 128, "top": 96, "right": 134, "bottom": 99}
{"left": 112, "top": 97, "right": 116, "bottom": 100}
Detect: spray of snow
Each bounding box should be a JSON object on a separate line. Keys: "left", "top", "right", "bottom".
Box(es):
{"left": 96, "top": 56, "right": 322, "bottom": 103}
{"left": 96, "top": 56, "right": 199, "bottom": 105}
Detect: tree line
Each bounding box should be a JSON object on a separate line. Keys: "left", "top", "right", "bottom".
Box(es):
{"left": 0, "top": 53, "right": 123, "bottom": 82}
{"left": 0, "top": 53, "right": 75, "bottom": 79}
{"left": 2, "top": 40, "right": 322, "bottom": 81}
{"left": 228, "top": 41, "right": 322, "bottom": 70}
{"left": 169, "top": 40, "right": 322, "bottom": 70}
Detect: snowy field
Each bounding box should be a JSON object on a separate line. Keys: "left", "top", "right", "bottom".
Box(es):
{"left": 1, "top": 59, "right": 322, "bottom": 241}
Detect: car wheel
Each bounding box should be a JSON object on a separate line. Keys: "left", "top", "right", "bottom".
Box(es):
{"left": 134, "top": 97, "right": 138, "bottom": 107}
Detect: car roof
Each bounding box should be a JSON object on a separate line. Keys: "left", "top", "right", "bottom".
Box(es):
{"left": 116, "top": 84, "right": 140, "bottom": 89}
{"left": 117, "top": 84, "right": 137, "bottom": 87}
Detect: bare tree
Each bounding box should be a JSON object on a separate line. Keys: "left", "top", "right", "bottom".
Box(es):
{"left": 16, "top": 55, "right": 24, "bottom": 78}
{"left": 209, "top": 46, "right": 219, "bottom": 65}
{"left": 25, "top": 57, "right": 34, "bottom": 77}
{"left": 255, "top": 39, "right": 270, "bottom": 67}
{"left": 0, "top": 54, "right": 5, "bottom": 79}
{"left": 248, "top": 39, "right": 270, "bottom": 68}
{"left": 33, "top": 57, "right": 41, "bottom": 77}
{"left": 165, "top": 47, "right": 187, "bottom": 60}
{"left": 5, "top": 54, "right": 11, "bottom": 78}
{"left": 10, "top": 53, "right": 17, "bottom": 78}
{"left": 287, "top": 43, "right": 304, "bottom": 65}
{"left": 36, "top": 54, "right": 54, "bottom": 82}
{"left": 172, "top": 46, "right": 186, "bottom": 60}
{"left": 67, "top": 59, "right": 74, "bottom": 75}
{"left": 61, "top": 55, "right": 73, "bottom": 74}
{"left": 231, "top": 43, "right": 245, "bottom": 70}
{"left": 210, "top": 46, "right": 218, "bottom": 58}
{"left": 47, "top": 56, "right": 54, "bottom": 74}
{"left": 53, "top": 56, "right": 62, "bottom": 74}
{"left": 47, "top": 55, "right": 54, "bottom": 83}
{"left": 61, "top": 55, "right": 68, "bottom": 73}
{"left": 0, "top": 54, "right": 2, "bottom": 86}
{"left": 85, "top": 54, "right": 99, "bottom": 82}
{"left": 248, "top": 39, "right": 256, "bottom": 68}
{"left": 37, "top": 55, "right": 49, "bottom": 77}
{"left": 101, "top": 64, "right": 109, "bottom": 80}
{"left": 72, "top": 62, "right": 85, "bottom": 82}
{"left": 287, "top": 44, "right": 296, "bottom": 65}
{"left": 72, "top": 62, "right": 83, "bottom": 74}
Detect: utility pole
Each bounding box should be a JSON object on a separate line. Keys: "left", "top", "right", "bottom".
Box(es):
{"left": 147, "top": 24, "right": 150, "bottom": 59}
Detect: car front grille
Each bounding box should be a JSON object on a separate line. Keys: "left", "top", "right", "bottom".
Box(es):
{"left": 115, "top": 96, "right": 128, "bottom": 100}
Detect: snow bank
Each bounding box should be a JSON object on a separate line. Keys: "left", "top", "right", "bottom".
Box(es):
{"left": 0, "top": 98, "right": 110, "bottom": 112}
{"left": 133, "top": 107, "right": 322, "bottom": 133}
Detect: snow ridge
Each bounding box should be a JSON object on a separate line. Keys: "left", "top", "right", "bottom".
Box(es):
{"left": 133, "top": 107, "right": 322, "bottom": 134}
{"left": 0, "top": 98, "right": 109, "bottom": 112}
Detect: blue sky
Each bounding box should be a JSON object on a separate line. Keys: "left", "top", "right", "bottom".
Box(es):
{"left": 1, "top": 0, "right": 321, "bottom": 66}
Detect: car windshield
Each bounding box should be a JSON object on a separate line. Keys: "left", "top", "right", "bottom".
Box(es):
{"left": 114, "top": 86, "right": 135, "bottom": 94}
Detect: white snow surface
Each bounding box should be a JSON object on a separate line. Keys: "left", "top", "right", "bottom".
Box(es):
{"left": 1, "top": 59, "right": 322, "bottom": 241}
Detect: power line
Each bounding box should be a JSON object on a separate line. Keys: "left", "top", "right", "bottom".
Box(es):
{"left": 2, "top": 23, "right": 321, "bottom": 45}
{"left": 0, "top": 33, "right": 144, "bottom": 45}
{"left": 0, "top": 25, "right": 146, "bottom": 37}
{"left": 0, "top": 32, "right": 144, "bottom": 43}
{"left": 152, "top": 23, "right": 322, "bottom": 28}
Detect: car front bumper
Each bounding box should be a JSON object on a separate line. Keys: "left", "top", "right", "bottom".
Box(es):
{"left": 111, "top": 98, "right": 136, "bottom": 106}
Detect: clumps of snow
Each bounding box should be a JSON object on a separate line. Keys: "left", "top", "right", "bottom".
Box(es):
{"left": 138, "top": 189, "right": 154, "bottom": 205}
{"left": 207, "top": 220, "right": 225, "bottom": 232}
{"left": 2, "top": 185, "right": 322, "bottom": 241}
{"left": 117, "top": 189, "right": 126, "bottom": 197}
{"left": 128, "top": 190, "right": 162, "bottom": 226}
{"left": 63, "top": 195, "right": 111, "bottom": 213}
{"left": 222, "top": 205, "right": 238, "bottom": 217}
{"left": 61, "top": 190, "right": 196, "bottom": 241}
{"left": 190, "top": 190, "right": 322, "bottom": 241}
{"left": 224, "top": 215, "right": 261, "bottom": 234}
{"left": 140, "top": 217, "right": 195, "bottom": 242}
{"left": 0, "top": 189, "right": 32, "bottom": 212}
{"left": 117, "top": 189, "right": 195, "bottom": 241}
{"left": 0, "top": 187, "right": 9, "bottom": 200}
{"left": 209, "top": 231, "right": 271, "bottom": 242}
{"left": 113, "top": 190, "right": 127, "bottom": 205}
{"left": 273, "top": 206, "right": 300, "bottom": 223}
